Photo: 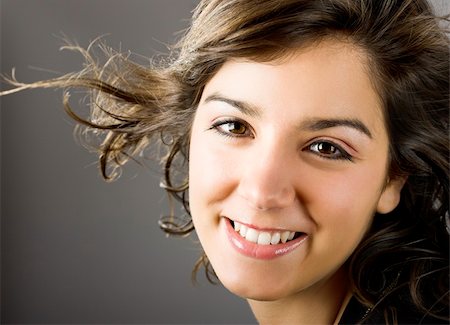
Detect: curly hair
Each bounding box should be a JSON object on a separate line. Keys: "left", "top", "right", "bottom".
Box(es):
{"left": 2, "top": 0, "right": 449, "bottom": 323}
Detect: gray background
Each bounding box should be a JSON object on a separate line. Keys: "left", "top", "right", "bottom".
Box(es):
{"left": 1, "top": 0, "right": 255, "bottom": 324}
{"left": 1, "top": 0, "right": 448, "bottom": 324}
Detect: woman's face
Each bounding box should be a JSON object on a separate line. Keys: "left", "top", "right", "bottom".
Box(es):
{"left": 188, "top": 40, "right": 404, "bottom": 301}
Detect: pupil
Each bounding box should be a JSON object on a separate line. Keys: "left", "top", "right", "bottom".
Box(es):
{"left": 230, "top": 122, "right": 245, "bottom": 134}
{"left": 319, "top": 142, "right": 335, "bottom": 154}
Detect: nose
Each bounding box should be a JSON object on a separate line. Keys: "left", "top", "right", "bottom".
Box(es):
{"left": 237, "top": 143, "right": 296, "bottom": 210}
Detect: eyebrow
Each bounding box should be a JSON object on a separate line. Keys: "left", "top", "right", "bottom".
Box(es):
{"left": 300, "top": 118, "right": 373, "bottom": 139}
{"left": 203, "top": 93, "right": 373, "bottom": 139}
{"left": 204, "top": 93, "right": 262, "bottom": 118}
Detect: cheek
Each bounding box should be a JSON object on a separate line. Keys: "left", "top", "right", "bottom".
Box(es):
{"left": 188, "top": 126, "right": 239, "bottom": 236}
{"left": 293, "top": 166, "right": 387, "bottom": 285}
{"left": 302, "top": 163, "right": 386, "bottom": 243}
{"left": 189, "top": 125, "right": 243, "bottom": 207}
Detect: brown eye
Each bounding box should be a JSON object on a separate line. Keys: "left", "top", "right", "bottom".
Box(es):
{"left": 224, "top": 121, "right": 247, "bottom": 135}
{"left": 308, "top": 141, "right": 353, "bottom": 161}
{"left": 211, "top": 119, "right": 251, "bottom": 138}
{"left": 316, "top": 142, "right": 338, "bottom": 155}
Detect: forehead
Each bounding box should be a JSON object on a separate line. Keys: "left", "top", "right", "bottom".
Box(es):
{"left": 202, "top": 39, "right": 386, "bottom": 137}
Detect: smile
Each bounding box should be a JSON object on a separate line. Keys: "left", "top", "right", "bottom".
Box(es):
{"left": 224, "top": 218, "right": 308, "bottom": 260}
{"left": 233, "top": 220, "right": 298, "bottom": 245}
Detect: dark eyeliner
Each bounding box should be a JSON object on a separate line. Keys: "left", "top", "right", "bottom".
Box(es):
{"left": 208, "top": 118, "right": 251, "bottom": 138}
{"left": 306, "top": 140, "right": 354, "bottom": 162}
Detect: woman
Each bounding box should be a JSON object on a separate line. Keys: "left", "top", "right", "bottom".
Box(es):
{"left": 2, "top": 0, "right": 449, "bottom": 323}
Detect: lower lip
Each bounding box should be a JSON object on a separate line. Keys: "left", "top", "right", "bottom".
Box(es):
{"left": 224, "top": 218, "right": 308, "bottom": 260}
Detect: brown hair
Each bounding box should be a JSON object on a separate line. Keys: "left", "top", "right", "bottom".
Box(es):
{"left": 2, "top": 0, "right": 449, "bottom": 323}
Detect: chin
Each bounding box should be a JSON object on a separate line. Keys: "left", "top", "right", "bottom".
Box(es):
{"left": 216, "top": 269, "right": 298, "bottom": 302}
{"left": 227, "top": 282, "right": 297, "bottom": 302}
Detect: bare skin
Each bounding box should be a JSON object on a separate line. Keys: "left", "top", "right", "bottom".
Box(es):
{"left": 188, "top": 39, "right": 405, "bottom": 324}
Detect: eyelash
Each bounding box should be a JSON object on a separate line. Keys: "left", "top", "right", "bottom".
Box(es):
{"left": 209, "top": 119, "right": 353, "bottom": 161}
{"left": 209, "top": 118, "right": 254, "bottom": 138}
{"left": 306, "top": 141, "right": 353, "bottom": 161}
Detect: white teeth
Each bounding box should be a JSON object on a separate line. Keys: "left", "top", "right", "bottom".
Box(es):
{"left": 270, "top": 232, "right": 281, "bottom": 245}
{"left": 245, "top": 228, "right": 259, "bottom": 243}
{"left": 281, "top": 231, "right": 290, "bottom": 243}
{"left": 239, "top": 224, "right": 248, "bottom": 237}
{"left": 234, "top": 222, "right": 241, "bottom": 232}
{"left": 257, "top": 232, "right": 271, "bottom": 245}
{"left": 288, "top": 232, "right": 295, "bottom": 240}
{"left": 232, "top": 221, "right": 297, "bottom": 245}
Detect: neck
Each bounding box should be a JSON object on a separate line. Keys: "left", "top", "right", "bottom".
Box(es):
{"left": 248, "top": 268, "right": 351, "bottom": 325}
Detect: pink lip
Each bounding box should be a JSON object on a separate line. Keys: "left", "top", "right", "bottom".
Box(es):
{"left": 224, "top": 218, "right": 308, "bottom": 260}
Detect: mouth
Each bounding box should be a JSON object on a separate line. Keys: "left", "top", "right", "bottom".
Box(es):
{"left": 230, "top": 219, "right": 304, "bottom": 245}
{"left": 224, "top": 217, "right": 308, "bottom": 260}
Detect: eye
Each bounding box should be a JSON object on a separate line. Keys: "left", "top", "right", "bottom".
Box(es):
{"left": 209, "top": 119, "right": 253, "bottom": 138}
{"left": 307, "top": 141, "right": 353, "bottom": 161}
